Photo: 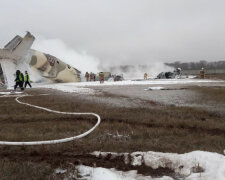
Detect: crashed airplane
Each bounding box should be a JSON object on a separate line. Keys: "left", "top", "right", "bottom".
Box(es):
{"left": 156, "top": 68, "right": 182, "bottom": 79}
{"left": 0, "top": 32, "right": 81, "bottom": 88}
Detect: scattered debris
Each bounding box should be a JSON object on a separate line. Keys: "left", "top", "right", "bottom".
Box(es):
{"left": 157, "top": 68, "right": 182, "bottom": 79}
{"left": 113, "top": 74, "right": 124, "bottom": 81}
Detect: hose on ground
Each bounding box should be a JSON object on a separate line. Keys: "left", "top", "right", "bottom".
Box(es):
{"left": 0, "top": 95, "right": 101, "bottom": 146}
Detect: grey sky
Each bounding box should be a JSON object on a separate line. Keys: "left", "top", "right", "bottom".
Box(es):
{"left": 1, "top": 0, "right": 225, "bottom": 65}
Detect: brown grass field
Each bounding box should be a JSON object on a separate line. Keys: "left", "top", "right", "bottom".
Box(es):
{"left": 0, "top": 84, "right": 224, "bottom": 179}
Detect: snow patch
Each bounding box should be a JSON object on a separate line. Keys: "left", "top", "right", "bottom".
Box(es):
{"left": 76, "top": 165, "right": 170, "bottom": 180}
{"left": 38, "top": 84, "right": 95, "bottom": 94}
{"left": 38, "top": 79, "right": 223, "bottom": 88}
{"left": 0, "top": 91, "right": 23, "bottom": 95}
{"left": 55, "top": 168, "right": 67, "bottom": 174}
{"left": 34, "top": 78, "right": 223, "bottom": 95}
{"left": 144, "top": 87, "right": 165, "bottom": 90}
{"left": 131, "top": 152, "right": 143, "bottom": 166}
{"left": 91, "top": 151, "right": 225, "bottom": 180}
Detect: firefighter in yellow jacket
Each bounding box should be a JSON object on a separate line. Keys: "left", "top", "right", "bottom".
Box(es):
{"left": 85, "top": 72, "right": 89, "bottom": 81}
{"left": 24, "top": 71, "right": 32, "bottom": 88}
{"left": 144, "top": 73, "right": 148, "bottom": 80}
{"left": 99, "top": 72, "right": 104, "bottom": 84}
{"left": 14, "top": 70, "right": 24, "bottom": 90}
{"left": 200, "top": 68, "right": 205, "bottom": 79}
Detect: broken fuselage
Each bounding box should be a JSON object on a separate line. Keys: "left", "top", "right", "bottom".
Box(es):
{"left": 0, "top": 32, "right": 81, "bottom": 88}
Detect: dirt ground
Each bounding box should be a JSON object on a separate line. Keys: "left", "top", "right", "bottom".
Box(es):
{"left": 0, "top": 82, "right": 224, "bottom": 179}
{"left": 89, "top": 83, "right": 225, "bottom": 112}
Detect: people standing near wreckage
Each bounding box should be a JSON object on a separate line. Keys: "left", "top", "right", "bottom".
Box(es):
{"left": 24, "top": 71, "right": 32, "bottom": 88}
{"left": 90, "top": 72, "right": 96, "bottom": 81}
{"left": 14, "top": 70, "right": 24, "bottom": 90}
{"left": 85, "top": 72, "right": 89, "bottom": 81}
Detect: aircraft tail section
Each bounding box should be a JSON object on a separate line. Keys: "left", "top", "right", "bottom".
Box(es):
{"left": 12, "top": 32, "right": 35, "bottom": 58}
{"left": 4, "top": 32, "right": 35, "bottom": 58}
{"left": 4, "top": 35, "right": 23, "bottom": 51}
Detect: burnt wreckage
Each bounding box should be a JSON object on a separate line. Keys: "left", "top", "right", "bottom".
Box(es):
{"left": 157, "top": 68, "right": 182, "bottom": 79}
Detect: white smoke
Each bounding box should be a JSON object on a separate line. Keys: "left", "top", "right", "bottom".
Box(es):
{"left": 100, "top": 62, "right": 174, "bottom": 79}
{"left": 129, "top": 63, "right": 174, "bottom": 79}
{"left": 32, "top": 36, "right": 173, "bottom": 80}
{"left": 32, "top": 37, "right": 100, "bottom": 74}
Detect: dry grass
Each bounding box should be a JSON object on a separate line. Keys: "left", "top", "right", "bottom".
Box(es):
{"left": 0, "top": 86, "right": 224, "bottom": 179}
{"left": 193, "top": 85, "right": 225, "bottom": 103}
{"left": 205, "top": 73, "right": 225, "bottom": 80}
{"left": 0, "top": 159, "right": 52, "bottom": 180}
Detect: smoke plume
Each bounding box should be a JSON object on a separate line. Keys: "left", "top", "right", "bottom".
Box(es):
{"left": 32, "top": 37, "right": 100, "bottom": 74}
{"left": 100, "top": 62, "right": 173, "bottom": 79}
{"left": 33, "top": 37, "right": 174, "bottom": 80}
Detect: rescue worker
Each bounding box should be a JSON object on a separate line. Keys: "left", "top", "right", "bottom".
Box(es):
{"left": 144, "top": 73, "right": 148, "bottom": 80}
{"left": 24, "top": 71, "right": 32, "bottom": 88}
{"left": 85, "top": 72, "right": 89, "bottom": 81}
{"left": 99, "top": 72, "right": 104, "bottom": 84}
{"left": 14, "top": 70, "right": 24, "bottom": 90}
{"left": 93, "top": 74, "right": 96, "bottom": 81}
{"left": 21, "top": 71, "right": 25, "bottom": 88}
{"left": 200, "top": 67, "right": 205, "bottom": 79}
{"left": 90, "top": 72, "right": 93, "bottom": 81}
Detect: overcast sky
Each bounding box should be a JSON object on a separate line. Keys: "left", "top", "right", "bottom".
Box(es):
{"left": 1, "top": 0, "right": 225, "bottom": 65}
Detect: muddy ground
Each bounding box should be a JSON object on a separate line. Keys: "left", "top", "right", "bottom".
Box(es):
{"left": 0, "top": 82, "right": 224, "bottom": 179}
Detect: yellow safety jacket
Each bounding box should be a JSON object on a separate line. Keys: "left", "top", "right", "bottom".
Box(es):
{"left": 25, "top": 74, "right": 30, "bottom": 82}
{"left": 16, "top": 73, "right": 23, "bottom": 82}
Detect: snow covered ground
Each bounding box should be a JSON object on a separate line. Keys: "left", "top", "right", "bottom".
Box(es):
{"left": 75, "top": 165, "right": 168, "bottom": 180}
{"left": 40, "top": 85, "right": 96, "bottom": 94}
{"left": 0, "top": 91, "right": 23, "bottom": 95}
{"left": 40, "top": 79, "right": 223, "bottom": 87}
{"left": 35, "top": 79, "right": 224, "bottom": 94}
{"left": 74, "top": 151, "right": 225, "bottom": 180}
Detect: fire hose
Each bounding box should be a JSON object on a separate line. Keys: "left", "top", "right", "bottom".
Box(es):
{"left": 0, "top": 94, "right": 101, "bottom": 145}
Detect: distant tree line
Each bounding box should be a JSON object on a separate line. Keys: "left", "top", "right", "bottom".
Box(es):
{"left": 165, "top": 60, "right": 225, "bottom": 70}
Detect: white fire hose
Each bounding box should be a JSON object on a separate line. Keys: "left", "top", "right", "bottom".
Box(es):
{"left": 0, "top": 95, "right": 101, "bottom": 146}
